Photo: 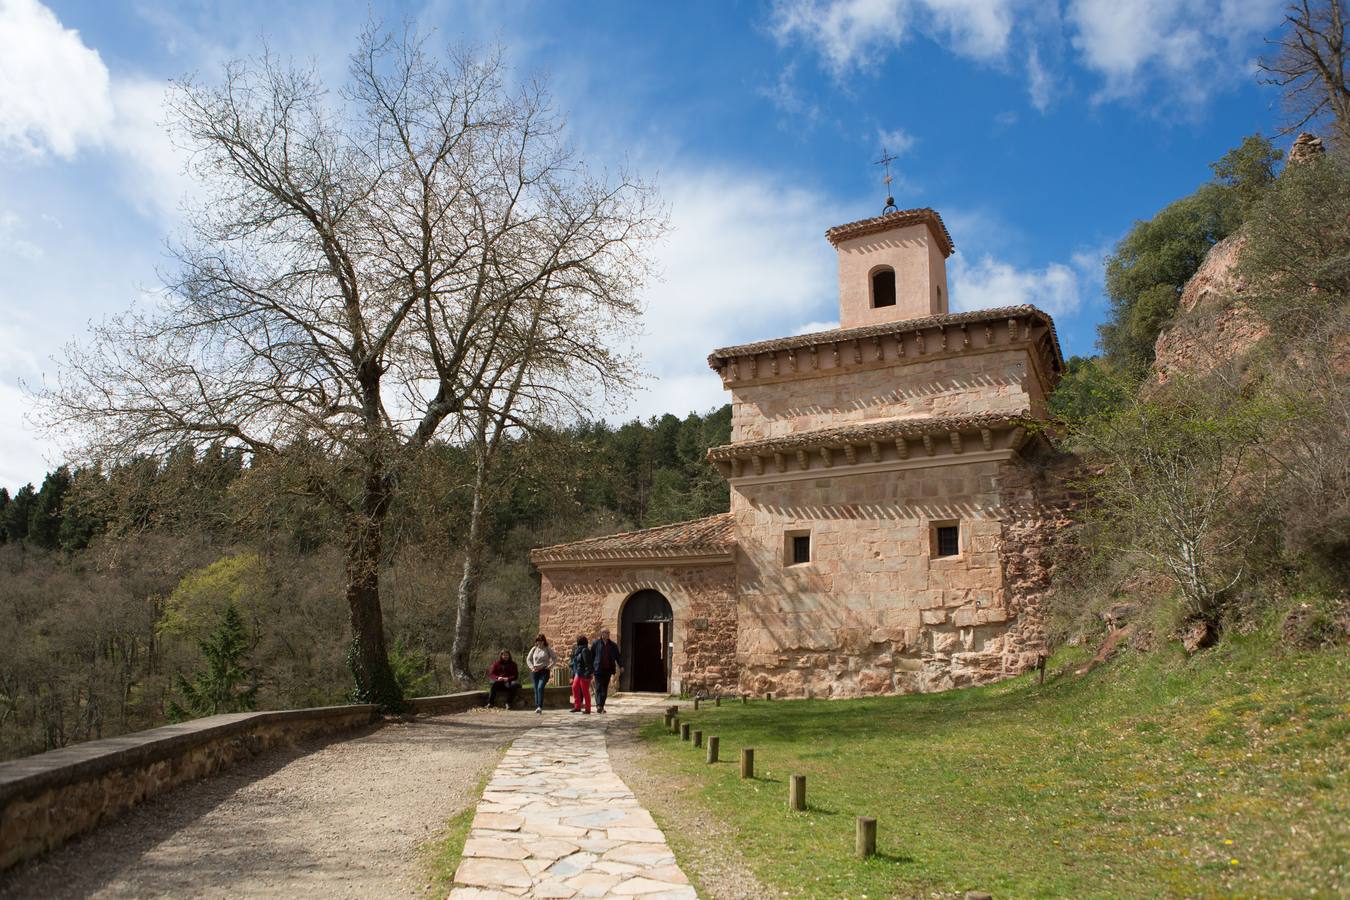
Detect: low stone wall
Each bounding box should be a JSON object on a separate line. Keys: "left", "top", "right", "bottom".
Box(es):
{"left": 0, "top": 703, "right": 376, "bottom": 871}
{"left": 407, "top": 683, "right": 575, "bottom": 715}
{"left": 0, "top": 682, "right": 610, "bottom": 871}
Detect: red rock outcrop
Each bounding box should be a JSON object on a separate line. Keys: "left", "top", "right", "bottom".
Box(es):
{"left": 1151, "top": 232, "right": 1267, "bottom": 386}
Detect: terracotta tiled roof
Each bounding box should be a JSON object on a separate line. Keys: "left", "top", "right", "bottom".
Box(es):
{"left": 825, "top": 207, "right": 954, "bottom": 256}
{"left": 706, "top": 412, "right": 1032, "bottom": 461}
{"left": 706, "top": 305, "right": 1064, "bottom": 373}
{"left": 530, "top": 513, "right": 735, "bottom": 565}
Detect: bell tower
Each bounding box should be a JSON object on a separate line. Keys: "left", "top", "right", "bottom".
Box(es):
{"left": 826, "top": 206, "right": 953, "bottom": 329}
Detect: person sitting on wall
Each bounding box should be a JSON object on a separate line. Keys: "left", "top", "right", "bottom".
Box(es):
{"left": 589, "top": 627, "right": 623, "bottom": 714}
{"left": 569, "top": 635, "right": 594, "bottom": 714}
{"left": 526, "top": 634, "right": 558, "bottom": 714}
{"left": 487, "top": 650, "right": 521, "bottom": 709}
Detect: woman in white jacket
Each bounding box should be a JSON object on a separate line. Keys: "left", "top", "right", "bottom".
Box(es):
{"left": 525, "top": 634, "right": 559, "bottom": 714}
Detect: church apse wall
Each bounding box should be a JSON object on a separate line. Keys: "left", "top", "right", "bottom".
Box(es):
{"left": 727, "top": 433, "right": 1058, "bottom": 698}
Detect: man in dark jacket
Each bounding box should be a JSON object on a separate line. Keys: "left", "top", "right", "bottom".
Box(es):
{"left": 589, "top": 628, "right": 623, "bottom": 713}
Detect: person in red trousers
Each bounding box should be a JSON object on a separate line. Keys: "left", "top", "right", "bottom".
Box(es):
{"left": 568, "top": 634, "right": 594, "bottom": 713}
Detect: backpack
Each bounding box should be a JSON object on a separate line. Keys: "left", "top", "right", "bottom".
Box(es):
{"left": 574, "top": 645, "right": 594, "bottom": 677}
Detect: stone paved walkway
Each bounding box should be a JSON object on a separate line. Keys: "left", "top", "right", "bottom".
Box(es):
{"left": 450, "top": 697, "right": 693, "bottom": 899}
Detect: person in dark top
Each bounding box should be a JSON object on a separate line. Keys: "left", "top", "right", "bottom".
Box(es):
{"left": 487, "top": 650, "right": 520, "bottom": 709}
{"left": 569, "top": 634, "right": 594, "bottom": 713}
{"left": 589, "top": 628, "right": 623, "bottom": 713}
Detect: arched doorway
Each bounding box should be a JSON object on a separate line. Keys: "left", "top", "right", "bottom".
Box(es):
{"left": 621, "top": 590, "right": 673, "bottom": 693}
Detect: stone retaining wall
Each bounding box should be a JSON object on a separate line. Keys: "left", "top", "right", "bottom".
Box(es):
{"left": 407, "top": 684, "right": 574, "bottom": 715}
{"left": 0, "top": 685, "right": 581, "bottom": 872}
{"left": 0, "top": 703, "right": 377, "bottom": 871}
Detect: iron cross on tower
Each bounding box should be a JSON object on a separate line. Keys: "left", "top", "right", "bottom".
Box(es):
{"left": 875, "top": 147, "right": 900, "bottom": 213}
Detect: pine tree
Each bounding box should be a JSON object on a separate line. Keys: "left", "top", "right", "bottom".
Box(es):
{"left": 0, "top": 488, "right": 9, "bottom": 544}
{"left": 27, "top": 467, "right": 71, "bottom": 550}
{"left": 167, "top": 603, "right": 259, "bottom": 721}
{"left": 3, "top": 484, "right": 36, "bottom": 544}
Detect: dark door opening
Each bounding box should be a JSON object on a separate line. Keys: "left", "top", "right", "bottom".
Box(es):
{"left": 630, "top": 622, "right": 667, "bottom": 692}
{"left": 621, "top": 589, "right": 673, "bottom": 693}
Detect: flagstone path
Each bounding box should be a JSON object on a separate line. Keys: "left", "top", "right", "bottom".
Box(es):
{"left": 450, "top": 698, "right": 694, "bottom": 899}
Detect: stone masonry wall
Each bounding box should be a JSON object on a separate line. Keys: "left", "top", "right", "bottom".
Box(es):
{"left": 537, "top": 560, "right": 739, "bottom": 696}
{"left": 990, "top": 450, "right": 1080, "bottom": 676}
{"left": 731, "top": 455, "right": 1064, "bottom": 697}
{"left": 730, "top": 341, "right": 1048, "bottom": 443}
{"left": 0, "top": 705, "right": 376, "bottom": 871}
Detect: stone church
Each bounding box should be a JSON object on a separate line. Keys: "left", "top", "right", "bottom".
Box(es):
{"left": 531, "top": 207, "right": 1068, "bottom": 698}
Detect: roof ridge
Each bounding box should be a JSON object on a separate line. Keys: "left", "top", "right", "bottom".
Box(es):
{"left": 530, "top": 512, "right": 735, "bottom": 557}
{"left": 824, "top": 207, "right": 955, "bottom": 256}
{"left": 706, "top": 411, "right": 1031, "bottom": 459}
{"left": 706, "top": 305, "right": 1061, "bottom": 369}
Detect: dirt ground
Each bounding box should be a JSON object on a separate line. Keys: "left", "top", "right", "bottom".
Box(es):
{"left": 606, "top": 716, "right": 774, "bottom": 900}
{"left": 0, "top": 709, "right": 539, "bottom": 900}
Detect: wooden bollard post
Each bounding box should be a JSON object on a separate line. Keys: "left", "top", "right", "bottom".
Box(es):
{"left": 789, "top": 774, "right": 806, "bottom": 811}
{"left": 694, "top": 697, "right": 700, "bottom": 710}
{"left": 663, "top": 712, "right": 673, "bottom": 729}
{"left": 670, "top": 716, "right": 679, "bottom": 735}
{"left": 706, "top": 736, "right": 719, "bottom": 763}
{"left": 715, "top": 696, "right": 721, "bottom": 707}
{"left": 856, "top": 816, "right": 877, "bottom": 858}
{"left": 1037, "top": 654, "right": 1047, "bottom": 685}
{"left": 740, "top": 748, "right": 754, "bottom": 779}
{"left": 680, "top": 722, "right": 691, "bottom": 741}
{"left": 693, "top": 729, "right": 703, "bottom": 748}
{"left": 741, "top": 696, "right": 747, "bottom": 705}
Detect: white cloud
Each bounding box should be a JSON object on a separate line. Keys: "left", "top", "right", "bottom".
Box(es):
{"left": 1066, "top": 0, "right": 1283, "bottom": 104}
{"left": 611, "top": 168, "right": 844, "bottom": 421}
{"left": 0, "top": 210, "right": 43, "bottom": 260}
{"left": 0, "top": 0, "right": 115, "bottom": 159}
{"left": 795, "top": 319, "right": 840, "bottom": 334}
{"left": 108, "top": 77, "right": 196, "bottom": 222}
{"left": 770, "top": 0, "right": 1014, "bottom": 76}
{"left": 1026, "top": 45, "right": 1052, "bottom": 111}
{"left": 949, "top": 252, "right": 1082, "bottom": 317}
{"left": 0, "top": 315, "right": 52, "bottom": 490}
{"left": 771, "top": 0, "right": 1284, "bottom": 115}
{"left": 876, "top": 127, "right": 915, "bottom": 155}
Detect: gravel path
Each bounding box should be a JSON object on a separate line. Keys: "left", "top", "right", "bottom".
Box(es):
{"left": 0, "top": 710, "right": 540, "bottom": 899}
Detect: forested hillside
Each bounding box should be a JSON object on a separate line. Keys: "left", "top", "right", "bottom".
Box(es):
{"left": 0, "top": 407, "right": 730, "bottom": 760}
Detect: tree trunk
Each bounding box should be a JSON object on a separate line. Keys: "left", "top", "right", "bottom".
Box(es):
{"left": 451, "top": 450, "right": 489, "bottom": 682}
{"left": 344, "top": 469, "right": 403, "bottom": 711}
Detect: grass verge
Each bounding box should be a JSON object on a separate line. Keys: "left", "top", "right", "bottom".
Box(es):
{"left": 420, "top": 755, "right": 500, "bottom": 895}
{"left": 641, "top": 635, "right": 1348, "bottom": 898}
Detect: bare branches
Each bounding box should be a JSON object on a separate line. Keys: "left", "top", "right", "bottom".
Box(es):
{"left": 1260, "top": 1, "right": 1350, "bottom": 143}
{"left": 37, "top": 26, "right": 664, "bottom": 708}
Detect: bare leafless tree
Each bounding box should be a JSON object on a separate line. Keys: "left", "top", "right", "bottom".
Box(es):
{"left": 1260, "top": 0, "right": 1350, "bottom": 144}
{"left": 448, "top": 264, "right": 639, "bottom": 680}
{"left": 40, "top": 28, "right": 662, "bottom": 709}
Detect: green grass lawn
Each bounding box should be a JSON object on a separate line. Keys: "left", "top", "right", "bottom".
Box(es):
{"left": 641, "top": 636, "right": 1349, "bottom": 898}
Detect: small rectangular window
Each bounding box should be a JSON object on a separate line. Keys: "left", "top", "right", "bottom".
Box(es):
{"left": 935, "top": 525, "right": 959, "bottom": 558}
{"left": 792, "top": 534, "right": 811, "bottom": 564}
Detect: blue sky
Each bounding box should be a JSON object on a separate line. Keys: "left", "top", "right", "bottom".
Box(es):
{"left": 0, "top": 0, "right": 1290, "bottom": 489}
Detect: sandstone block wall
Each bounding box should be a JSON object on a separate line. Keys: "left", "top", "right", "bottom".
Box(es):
{"left": 835, "top": 222, "right": 946, "bottom": 327}
{"left": 730, "top": 338, "right": 1049, "bottom": 443}
{"left": 537, "top": 560, "right": 739, "bottom": 696}
{"left": 731, "top": 455, "right": 1066, "bottom": 698}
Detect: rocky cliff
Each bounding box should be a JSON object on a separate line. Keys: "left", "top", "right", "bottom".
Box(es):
{"left": 1150, "top": 231, "right": 1266, "bottom": 386}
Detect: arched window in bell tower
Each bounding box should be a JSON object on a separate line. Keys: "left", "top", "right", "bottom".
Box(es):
{"left": 870, "top": 266, "right": 896, "bottom": 308}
